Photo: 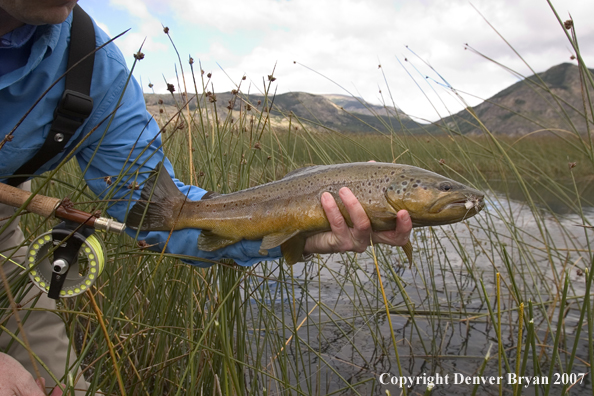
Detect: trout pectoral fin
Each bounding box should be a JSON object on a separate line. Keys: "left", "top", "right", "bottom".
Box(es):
{"left": 198, "top": 230, "right": 241, "bottom": 251}
{"left": 401, "top": 241, "right": 413, "bottom": 264}
{"left": 280, "top": 234, "right": 307, "bottom": 265}
{"left": 260, "top": 230, "right": 301, "bottom": 251}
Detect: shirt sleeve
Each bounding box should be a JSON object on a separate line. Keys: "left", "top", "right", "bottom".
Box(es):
{"left": 75, "top": 52, "right": 281, "bottom": 268}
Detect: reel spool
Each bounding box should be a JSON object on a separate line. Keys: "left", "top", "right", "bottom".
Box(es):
{"left": 27, "top": 226, "right": 106, "bottom": 298}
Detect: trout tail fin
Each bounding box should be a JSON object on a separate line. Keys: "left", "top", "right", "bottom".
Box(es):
{"left": 126, "top": 162, "right": 186, "bottom": 231}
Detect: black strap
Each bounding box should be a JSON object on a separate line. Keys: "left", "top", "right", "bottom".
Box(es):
{"left": 8, "top": 5, "right": 95, "bottom": 187}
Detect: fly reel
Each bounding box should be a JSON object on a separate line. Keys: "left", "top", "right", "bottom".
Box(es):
{"left": 27, "top": 222, "right": 106, "bottom": 299}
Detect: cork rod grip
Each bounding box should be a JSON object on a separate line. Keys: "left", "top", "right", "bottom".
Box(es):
{"left": 0, "top": 183, "right": 61, "bottom": 218}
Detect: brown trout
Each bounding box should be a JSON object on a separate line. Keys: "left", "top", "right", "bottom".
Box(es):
{"left": 126, "top": 162, "right": 484, "bottom": 264}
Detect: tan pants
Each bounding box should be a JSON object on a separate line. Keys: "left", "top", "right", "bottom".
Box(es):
{"left": 0, "top": 182, "right": 91, "bottom": 395}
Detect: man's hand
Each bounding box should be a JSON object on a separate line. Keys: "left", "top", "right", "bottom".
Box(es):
{"left": 0, "top": 352, "right": 63, "bottom": 396}
{"left": 303, "top": 187, "right": 412, "bottom": 255}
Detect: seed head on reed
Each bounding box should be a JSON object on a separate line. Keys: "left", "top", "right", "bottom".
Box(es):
{"left": 564, "top": 19, "right": 573, "bottom": 29}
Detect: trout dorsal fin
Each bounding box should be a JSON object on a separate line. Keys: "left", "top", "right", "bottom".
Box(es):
{"left": 282, "top": 165, "right": 324, "bottom": 179}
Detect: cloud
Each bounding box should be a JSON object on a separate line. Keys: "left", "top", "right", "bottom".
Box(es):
{"left": 104, "top": 0, "right": 594, "bottom": 121}
{"left": 106, "top": 0, "right": 168, "bottom": 61}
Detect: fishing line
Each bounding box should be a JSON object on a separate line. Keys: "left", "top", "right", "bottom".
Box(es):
{"left": 27, "top": 232, "right": 106, "bottom": 297}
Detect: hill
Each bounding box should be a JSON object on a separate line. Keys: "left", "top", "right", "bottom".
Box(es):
{"left": 434, "top": 63, "right": 594, "bottom": 136}
{"left": 144, "top": 91, "right": 421, "bottom": 133}
{"left": 144, "top": 63, "right": 594, "bottom": 136}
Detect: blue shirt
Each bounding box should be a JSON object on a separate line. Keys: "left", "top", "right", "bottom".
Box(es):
{"left": 0, "top": 13, "right": 281, "bottom": 267}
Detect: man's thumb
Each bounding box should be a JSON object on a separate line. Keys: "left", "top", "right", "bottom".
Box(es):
{"left": 35, "top": 377, "right": 46, "bottom": 393}
{"left": 50, "top": 384, "right": 65, "bottom": 396}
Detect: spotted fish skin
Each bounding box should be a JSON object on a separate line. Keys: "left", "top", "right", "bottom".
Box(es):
{"left": 126, "top": 162, "right": 484, "bottom": 264}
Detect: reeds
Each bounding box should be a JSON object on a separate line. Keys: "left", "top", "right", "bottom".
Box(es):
{"left": 0, "top": 4, "right": 592, "bottom": 395}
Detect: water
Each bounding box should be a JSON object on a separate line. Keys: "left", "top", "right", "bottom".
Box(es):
{"left": 247, "top": 192, "right": 594, "bottom": 395}
{"left": 482, "top": 178, "right": 594, "bottom": 215}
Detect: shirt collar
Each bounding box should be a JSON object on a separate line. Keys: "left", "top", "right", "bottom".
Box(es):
{"left": 0, "top": 24, "right": 37, "bottom": 49}
{"left": 0, "top": 18, "right": 65, "bottom": 88}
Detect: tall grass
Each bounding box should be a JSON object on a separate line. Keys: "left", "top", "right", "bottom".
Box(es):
{"left": 1, "top": 4, "right": 593, "bottom": 396}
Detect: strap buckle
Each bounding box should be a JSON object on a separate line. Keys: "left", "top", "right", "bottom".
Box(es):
{"left": 56, "top": 89, "right": 93, "bottom": 120}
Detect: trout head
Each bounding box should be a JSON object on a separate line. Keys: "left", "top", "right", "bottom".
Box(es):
{"left": 385, "top": 168, "right": 484, "bottom": 227}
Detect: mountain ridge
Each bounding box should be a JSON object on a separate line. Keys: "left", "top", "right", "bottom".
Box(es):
{"left": 434, "top": 63, "right": 594, "bottom": 136}
{"left": 144, "top": 91, "right": 420, "bottom": 133}
{"left": 144, "top": 63, "right": 594, "bottom": 136}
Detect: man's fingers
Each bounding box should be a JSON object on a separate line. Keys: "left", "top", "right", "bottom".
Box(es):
{"left": 304, "top": 190, "right": 412, "bottom": 256}
{"left": 321, "top": 192, "right": 347, "bottom": 235}
{"left": 372, "top": 210, "right": 412, "bottom": 246}
{"left": 338, "top": 187, "right": 372, "bottom": 251}
{"left": 50, "top": 384, "right": 65, "bottom": 396}
{"left": 395, "top": 210, "right": 412, "bottom": 244}
{"left": 35, "top": 377, "right": 46, "bottom": 392}
{"left": 339, "top": 188, "right": 371, "bottom": 230}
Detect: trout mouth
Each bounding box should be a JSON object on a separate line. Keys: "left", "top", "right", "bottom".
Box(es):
{"left": 430, "top": 194, "right": 484, "bottom": 214}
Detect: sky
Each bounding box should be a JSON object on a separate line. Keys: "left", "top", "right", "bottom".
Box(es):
{"left": 85, "top": 0, "right": 594, "bottom": 123}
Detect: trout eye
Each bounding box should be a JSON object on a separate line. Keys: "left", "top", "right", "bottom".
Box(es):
{"left": 439, "top": 182, "right": 452, "bottom": 192}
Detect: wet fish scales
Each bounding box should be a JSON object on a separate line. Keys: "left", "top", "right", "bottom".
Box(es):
{"left": 126, "top": 162, "right": 485, "bottom": 264}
